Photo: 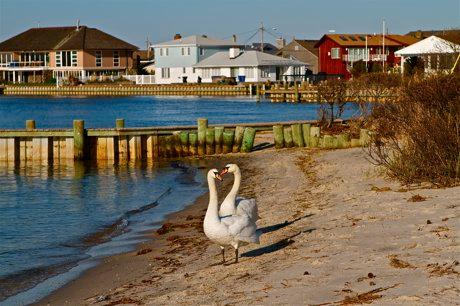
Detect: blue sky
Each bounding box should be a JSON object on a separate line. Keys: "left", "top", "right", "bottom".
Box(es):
{"left": 1, "top": 0, "right": 459, "bottom": 48}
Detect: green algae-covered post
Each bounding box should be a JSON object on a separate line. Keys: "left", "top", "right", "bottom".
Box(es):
{"left": 301, "top": 124, "right": 311, "bottom": 147}
{"left": 189, "top": 132, "right": 198, "bottom": 155}
{"left": 26, "top": 120, "right": 36, "bottom": 130}
{"left": 206, "top": 128, "right": 215, "bottom": 155}
{"left": 73, "top": 120, "right": 85, "bottom": 160}
{"left": 291, "top": 123, "right": 304, "bottom": 147}
{"left": 273, "top": 125, "right": 284, "bottom": 149}
{"left": 180, "top": 131, "right": 189, "bottom": 155}
{"left": 283, "top": 126, "right": 294, "bottom": 148}
{"left": 232, "top": 126, "right": 245, "bottom": 153}
{"left": 214, "top": 127, "right": 224, "bottom": 154}
{"left": 197, "top": 118, "right": 208, "bottom": 156}
{"left": 322, "top": 135, "right": 334, "bottom": 149}
{"left": 360, "top": 129, "right": 370, "bottom": 147}
{"left": 240, "top": 127, "right": 256, "bottom": 153}
{"left": 222, "top": 130, "right": 234, "bottom": 154}
{"left": 309, "top": 126, "right": 320, "bottom": 147}
{"left": 293, "top": 83, "right": 299, "bottom": 102}
{"left": 350, "top": 138, "right": 361, "bottom": 147}
{"left": 116, "top": 118, "right": 125, "bottom": 129}
{"left": 337, "top": 133, "right": 350, "bottom": 148}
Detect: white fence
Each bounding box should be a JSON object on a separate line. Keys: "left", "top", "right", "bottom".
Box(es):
{"left": 123, "top": 75, "right": 156, "bottom": 85}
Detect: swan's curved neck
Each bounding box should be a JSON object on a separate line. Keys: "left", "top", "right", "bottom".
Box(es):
{"left": 205, "top": 176, "right": 219, "bottom": 221}
{"left": 228, "top": 168, "right": 241, "bottom": 200}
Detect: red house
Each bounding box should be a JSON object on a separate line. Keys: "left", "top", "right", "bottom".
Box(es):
{"left": 314, "top": 34, "right": 419, "bottom": 78}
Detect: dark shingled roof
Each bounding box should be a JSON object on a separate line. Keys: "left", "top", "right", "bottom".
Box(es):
{"left": 293, "top": 39, "right": 319, "bottom": 56}
{"left": 0, "top": 26, "right": 138, "bottom": 52}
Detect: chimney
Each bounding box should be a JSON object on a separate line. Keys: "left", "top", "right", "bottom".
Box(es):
{"left": 276, "top": 37, "right": 286, "bottom": 49}
{"left": 229, "top": 47, "right": 241, "bottom": 59}
{"left": 232, "top": 34, "right": 237, "bottom": 43}
{"left": 415, "top": 30, "right": 422, "bottom": 39}
{"left": 174, "top": 33, "right": 182, "bottom": 40}
{"left": 76, "top": 19, "right": 80, "bottom": 31}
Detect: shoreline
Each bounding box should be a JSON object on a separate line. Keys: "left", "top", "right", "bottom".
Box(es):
{"left": 24, "top": 147, "right": 460, "bottom": 304}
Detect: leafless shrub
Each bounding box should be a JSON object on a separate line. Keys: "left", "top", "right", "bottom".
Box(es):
{"left": 368, "top": 74, "right": 460, "bottom": 187}
{"left": 317, "top": 78, "right": 348, "bottom": 128}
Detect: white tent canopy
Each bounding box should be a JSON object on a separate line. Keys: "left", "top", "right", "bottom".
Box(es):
{"left": 395, "top": 35, "right": 460, "bottom": 56}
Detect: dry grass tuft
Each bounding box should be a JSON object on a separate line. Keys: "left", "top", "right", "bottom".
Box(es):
{"left": 388, "top": 255, "right": 416, "bottom": 269}
{"left": 407, "top": 194, "right": 427, "bottom": 202}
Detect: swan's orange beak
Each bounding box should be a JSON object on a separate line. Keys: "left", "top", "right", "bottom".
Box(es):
{"left": 215, "top": 173, "right": 223, "bottom": 181}
{"left": 219, "top": 167, "right": 229, "bottom": 176}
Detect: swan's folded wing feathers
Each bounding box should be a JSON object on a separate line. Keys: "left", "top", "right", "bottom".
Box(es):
{"left": 221, "top": 215, "right": 260, "bottom": 244}
{"left": 236, "top": 198, "right": 260, "bottom": 221}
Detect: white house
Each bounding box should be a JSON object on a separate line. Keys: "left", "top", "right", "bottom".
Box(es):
{"left": 193, "top": 48, "right": 307, "bottom": 82}
{"left": 152, "top": 34, "right": 241, "bottom": 84}
{"left": 395, "top": 35, "right": 460, "bottom": 74}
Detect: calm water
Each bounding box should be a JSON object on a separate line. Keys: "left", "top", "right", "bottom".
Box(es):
{"left": 0, "top": 96, "right": 358, "bottom": 129}
{"left": 0, "top": 96, "right": 357, "bottom": 304}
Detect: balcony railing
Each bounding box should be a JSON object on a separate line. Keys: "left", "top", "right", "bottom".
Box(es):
{"left": 342, "top": 54, "right": 388, "bottom": 62}
{"left": 0, "top": 61, "right": 48, "bottom": 68}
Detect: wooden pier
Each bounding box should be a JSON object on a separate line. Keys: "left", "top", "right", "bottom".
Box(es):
{"left": 0, "top": 118, "right": 371, "bottom": 166}
{"left": 2, "top": 84, "right": 250, "bottom": 96}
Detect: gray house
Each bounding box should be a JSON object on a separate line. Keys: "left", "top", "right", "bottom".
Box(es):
{"left": 277, "top": 39, "right": 319, "bottom": 74}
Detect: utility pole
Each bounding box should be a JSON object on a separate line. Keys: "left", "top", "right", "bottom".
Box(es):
{"left": 260, "top": 21, "right": 264, "bottom": 52}
{"left": 146, "top": 37, "right": 150, "bottom": 58}
{"left": 382, "top": 19, "right": 385, "bottom": 72}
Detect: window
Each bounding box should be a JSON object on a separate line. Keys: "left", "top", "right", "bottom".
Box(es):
{"left": 187, "top": 47, "right": 191, "bottom": 55}
{"left": 56, "top": 51, "right": 77, "bottom": 67}
{"left": 192, "top": 68, "right": 196, "bottom": 73}
{"left": 202, "top": 68, "right": 211, "bottom": 78}
{"left": 165, "top": 48, "right": 169, "bottom": 56}
{"left": 0, "top": 53, "right": 13, "bottom": 64}
{"left": 182, "top": 67, "right": 186, "bottom": 73}
{"left": 199, "top": 48, "right": 204, "bottom": 56}
{"left": 330, "top": 48, "right": 340, "bottom": 59}
{"left": 95, "top": 51, "right": 102, "bottom": 67}
{"left": 261, "top": 67, "right": 270, "bottom": 78}
{"left": 181, "top": 47, "right": 185, "bottom": 56}
{"left": 294, "top": 46, "right": 299, "bottom": 51}
{"left": 211, "top": 68, "right": 220, "bottom": 76}
{"left": 160, "top": 48, "right": 163, "bottom": 56}
{"left": 161, "top": 68, "right": 170, "bottom": 79}
{"left": 245, "top": 67, "right": 254, "bottom": 78}
{"left": 113, "top": 51, "right": 119, "bottom": 67}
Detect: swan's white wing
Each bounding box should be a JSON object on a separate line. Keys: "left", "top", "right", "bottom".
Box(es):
{"left": 221, "top": 215, "right": 260, "bottom": 244}
{"left": 236, "top": 198, "right": 260, "bottom": 222}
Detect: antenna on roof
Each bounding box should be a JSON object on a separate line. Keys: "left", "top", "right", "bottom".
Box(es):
{"left": 76, "top": 19, "right": 80, "bottom": 30}
{"left": 37, "top": 21, "right": 40, "bottom": 28}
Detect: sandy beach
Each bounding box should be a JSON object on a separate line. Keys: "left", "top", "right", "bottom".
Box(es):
{"left": 37, "top": 147, "right": 459, "bottom": 305}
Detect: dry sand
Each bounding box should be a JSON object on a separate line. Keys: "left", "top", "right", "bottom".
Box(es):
{"left": 38, "top": 147, "right": 459, "bottom": 305}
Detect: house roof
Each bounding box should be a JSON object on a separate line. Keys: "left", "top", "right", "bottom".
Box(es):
{"left": 395, "top": 36, "right": 460, "bottom": 56}
{"left": 293, "top": 39, "right": 319, "bottom": 56}
{"left": 0, "top": 26, "right": 138, "bottom": 52}
{"left": 314, "top": 34, "right": 416, "bottom": 48}
{"left": 193, "top": 50, "right": 306, "bottom": 68}
{"left": 246, "top": 43, "right": 279, "bottom": 55}
{"left": 407, "top": 29, "right": 460, "bottom": 45}
{"left": 154, "top": 35, "right": 240, "bottom": 47}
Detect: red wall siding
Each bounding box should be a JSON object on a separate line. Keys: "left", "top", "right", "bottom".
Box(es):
{"left": 318, "top": 38, "right": 347, "bottom": 76}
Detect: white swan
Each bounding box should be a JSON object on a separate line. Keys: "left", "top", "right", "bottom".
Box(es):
{"left": 203, "top": 169, "right": 260, "bottom": 264}
{"left": 219, "top": 164, "right": 260, "bottom": 222}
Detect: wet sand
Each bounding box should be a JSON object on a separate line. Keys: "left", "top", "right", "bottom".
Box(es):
{"left": 38, "top": 147, "right": 459, "bottom": 305}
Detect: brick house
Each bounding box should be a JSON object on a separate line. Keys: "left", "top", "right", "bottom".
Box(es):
{"left": 0, "top": 25, "right": 138, "bottom": 83}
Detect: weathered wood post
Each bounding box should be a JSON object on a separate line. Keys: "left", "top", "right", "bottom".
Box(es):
{"left": 293, "top": 83, "right": 299, "bottom": 102}
{"left": 273, "top": 125, "right": 284, "bottom": 149}
{"left": 214, "top": 127, "right": 224, "bottom": 154}
{"left": 283, "top": 126, "right": 294, "bottom": 148}
{"left": 350, "top": 138, "right": 361, "bottom": 147}
{"left": 291, "top": 123, "right": 304, "bottom": 147}
{"left": 256, "top": 83, "right": 261, "bottom": 102}
{"left": 337, "top": 133, "right": 350, "bottom": 148}
{"left": 222, "top": 130, "right": 234, "bottom": 154}
{"left": 206, "top": 128, "right": 215, "bottom": 155}
{"left": 301, "top": 123, "right": 311, "bottom": 147}
{"left": 180, "top": 131, "right": 189, "bottom": 155}
{"left": 240, "top": 127, "right": 256, "bottom": 153}
{"left": 73, "top": 120, "right": 85, "bottom": 160}
{"left": 360, "top": 129, "right": 370, "bottom": 147}
{"left": 189, "top": 132, "right": 198, "bottom": 155}
{"left": 309, "top": 126, "right": 320, "bottom": 147}
{"left": 165, "top": 135, "right": 173, "bottom": 157}
{"left": 173, "top": 131, "right": 182, "bottom": 156}
{"left": 26, "top": 120, "right": 36, "bottom": 130}
{"left": 232, "top": 126, "right": 245, "bottom": 153}
{"left": 116, "top": 119, "right": 125, "bottom": 129}
{"left": 197, "top": 118, "right": 208, "bottom": 156}
{"left": 322, "top": 135, "right": 334, "bottom": 149}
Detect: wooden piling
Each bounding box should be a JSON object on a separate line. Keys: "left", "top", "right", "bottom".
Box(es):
{"left": 337, "top": 133, "right": 350, "bottom": 148}
{"left": 206, "top": 128, "right": 215, "bottom": 155}
{"left": 180, "top": 131, "right": 189, "bottom": 155}
{"left": 273, "top": 125, "right": 284, "bottom": 149}
{"left": 232, "top": 126, "right": 245, "bottom": 153}
{"left": 197, "top": 118, "right": 208, "bottom": 156}
{"left": 291, "top": 124, "right": 304, "bottom": 147}
{"left": 309, "top": 126, "right": 320, "bottom": 147}
{"left": 222, "top": 130, "right": 234, "bottom": 154}
{"left": 283, "top": 126, "right": 294, "bottom": 148}
{"left": 240, "top": 127, "right": 256, "bottom": 153}
{"left": 26, "top": 120, "right": 36, "bottom": 130}
{"left": 301, "top": 124, "right": 311, "bottom": 147}
{"left": 214, "top": 127, "right": 224, "bottom": 154}
{"left": 189, "top": 132, "right": 198, "bottom": 155}
{"left": 350, "top": 138, "right": 361, "bottom": 147}
{"left": 173, "top": 131, "right": 182, "bottom": 156}
{"left": 116, "top": 119, "right": 125, "bottom": 129}
{"left": 360, "top": 129, "right": 370, "bottom": 147}
{"left": 73, "top": 120, "right": 85, "bottom": 160}
{"left": 165, "top": 135, "right": 173, "bottom": 157}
